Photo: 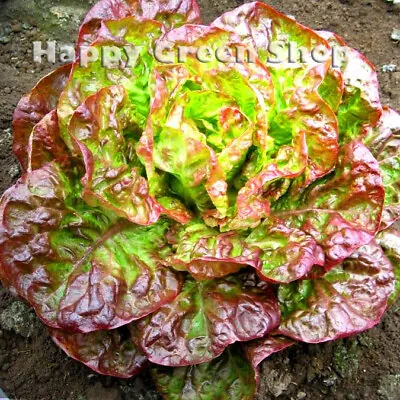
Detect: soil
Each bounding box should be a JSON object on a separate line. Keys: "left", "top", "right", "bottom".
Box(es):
{"left": 0, "top": 0, "right": 399, "bottom": 399}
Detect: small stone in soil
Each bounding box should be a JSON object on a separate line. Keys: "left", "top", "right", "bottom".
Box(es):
{"left": 322, "top": 374, "right": 338, "bottom": 387}
{"left": 391, "top": 28, "right": 400, "bottom": 41}
{"left": 382, "top": 64, "right": 397, "bottom": 73}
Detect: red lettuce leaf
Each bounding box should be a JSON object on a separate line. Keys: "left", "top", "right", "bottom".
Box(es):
{"left": 246, "top": 217, "right": 325, "bottom": 283}
{"left": 209, "top": 4, "right": 339, "bottom": 227}
{"left": 81, "top": 0, "right": 201, "bottom": 28}
{"left": 58, "top": 18, "right": 164, "bottom": 150}
{"left": 228, "top": 131, "right": 308, "bottom": 230}
{"left": 68, "top": 85, "right": 163, "bottom": 225}
{"left": 136, "top": 274, "right": 280, "bottom": 366}
{"left": 376, "top": 227, "right": 400, "bottom": 307}
{"left": 277, "top": 240, "right": 394, "bottom": 343}
{"left": 211, "top": 2, "right": 329, "bottom": 87}
{"left": 318, "top": 31, "right": 382, "bottom": 143}
{"left": 273, "top": 140, "right": 384, "bottom": 270}
{"left": 169, "top": 218, "right": 324, "bottom": 284}
{"left": 12, "top": 63, "right": 72, "bottom": 171}
{"left": 245, "top": 335, "right": 295, "bottom": 371}
{"left": 27, "top": 110, "right": 71, "bottom": 172}
{"left": 152, "top": 345, "right": 256, "bottom": 400}
{"left": 50, "top": 325, "right": 147, "bottom": 378}
{"left": 77, "top": 0, "right": 201, "bottom": 48}
{"left": 168, "top": 222, "right": 259, "bottom": 280}
{"left": 337, "top": 47, "right": 382, "bottom": 143}
{"left": 364, "top": 107, "right": 400, "bottom": 230}
{"left": 140, "top": 26, "right": 274, "bottom": 217}
{"left": 0, "top": 162, "right": 182, "bottom": 333}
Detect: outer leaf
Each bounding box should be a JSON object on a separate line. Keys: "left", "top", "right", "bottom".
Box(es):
{"left": 81, "top": 0, "right": 201, "bottom": 28}
{"left": 58, "top": 18, "right": 164, "bottom": 149}
{"left": 316, "top": 31, "right": 345, "bottom": 112}
{"left": 50, "top": 325, "right": 147, "bottom": 378}
{"left": 27, "top": 110, "right": 70, "bottom": 172}
{"left": 0, "top": 162, "right": 182, "bottom": 333}
{"left": 13, "top": 63, "right": 72, "bottom": 170}
{"left": 211, "top": 2, "right": 329, "bottom": 96}
{"left": 152, "top": 346, "right": 256, "bottom": 400}
{"left": 169, "top": 222, "right": 259, "bottom": 280}
{"left": 245, "top": 336, "right": 295, "bottom": 371}
{"left": 318, "top": 31, "right": 382, "bottom": 142}
{"left": 77, "top": 0, "right": 201, "bottom": 47}
{"left": 337, "top": 47, "right": 382, "bottom": 143}
{"left": 246, "top": 218, "right": 325, "bottom": 283}
{"left": 137, "top": 274, "right": 280, "bottom": 366}
{"left": 273, "top": 140, "right": 384, "bottom": 269}
{"left": 364, "top": 107, "right": 400, "bottom": 230}
{"left": 68, "top": 85, "right": 163, "bottom": 225}
{"left": 376, "top": 227, "right": 400, "bottom": 307}
{"left": 277, "top": 241, "right": 394, "bottom": 343}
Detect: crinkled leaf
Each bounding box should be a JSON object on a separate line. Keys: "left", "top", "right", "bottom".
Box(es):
{"left": 50, "top": 325, "right": 147, "bottom": 378}
{"left": 13, "top": 63, "right": 72, "bottom": 170}
{"left": 141, "top": 26, "right": 275, "bottom": 216}
{"left": 273, "top": 140, "right": 384, "bottom": 269}
{"left": 58, "top": 18, "right": 164, "bottom": 149}
{"left": 68, "top": 85, "right": 163, "bottom": 225}
{"left": 152, "top": 345, "right": 256, "bottom": 400}
{"left": 318, "top": 31, "right": 382, "bottom": 143}
{"left": 364, "top": 107, "right": 400, "bottom": 230}
{"left": 376, "top": 227, "right": 400, "bottom": 307}
{"left": 318, "top": 68, "right": 344, "bottom": 112}
{"left": 82, "top": 0, "right": 201, "bottom": 28}
{"left": 137, "top": 274, "right": 280, "bottom": 366}
{"left": 0, "top": 163, "right": 182, "bottom": 333}
{"left": 277, "top": 241, "right": 394, "bottom": 343}
{"left": 169, "top": 222, "right": 259, "bottom": 280}
{"left": 210, "top": 6, "right": 340, "bottom": 225}
{"left": 171, "top": 219, "right": 324, "bottom": 284}
{"left": 227, "top": 131, "right": 308, "bottom": 230}
{"left": 246, "top": 217, "right": 325, "bottom": 283}
{"left": 77, "top": 0, "right": 201, "bottom": 48}
{"left": 27, "top": 110, "right": 71, "bottom": 172}
{"left": 337, "top": 47, "right": 382, "bottom": 143}
{"left": 211, "top": 2, "right": 329, "bottom": 97}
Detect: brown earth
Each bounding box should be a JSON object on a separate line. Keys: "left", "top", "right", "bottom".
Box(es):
{"left": 0, "top": 0, "right": 399, "bottom": 399}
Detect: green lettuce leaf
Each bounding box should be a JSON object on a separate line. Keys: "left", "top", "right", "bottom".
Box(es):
{"left": 364, "top": 106, "right": 400, "bottom": 230}
{"left": 58, "top": 18, "right": 164, "bottom": 149}
{"left": 152, "top": 345, "right": 256, "bottom": 400}
{"left": 68, "top": 85, "right": 163, "bottom": 225}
